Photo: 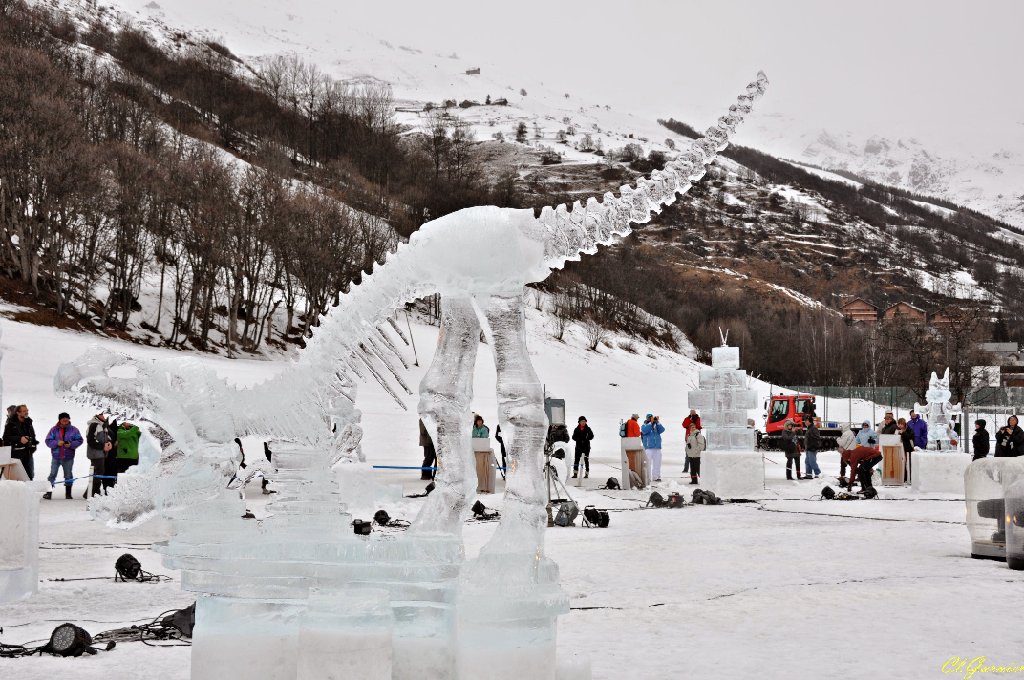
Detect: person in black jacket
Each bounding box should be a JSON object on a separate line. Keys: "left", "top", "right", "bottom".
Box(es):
{"left": 897, "top": 417, "right": 915, "bottom": 482}
{"left": 879, "top": 412, "right": 898, "bottom": 436}
{"left": 2, "top": 405, "right": 37, "bottom": 480}
{"left": 995, "top": 416, "right": 1024, "bottom": 457}
{"left": 571, "top": 416, "right": 594, "bottom": 479}
{"left": 972, "top": 419, "right": 991, "bottom": 461}
{"left": 803, "top": 416, "right": 823, "bottom": 479}
{"left": 780, "top": 419, "right": 803, "bottom": 480}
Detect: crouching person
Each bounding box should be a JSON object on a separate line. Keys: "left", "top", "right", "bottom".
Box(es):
{"left": 846, "top": 445, "right": 882, "bottom": 498}
{"left": 836, "top": 426, "right": 856, "bottom": 485}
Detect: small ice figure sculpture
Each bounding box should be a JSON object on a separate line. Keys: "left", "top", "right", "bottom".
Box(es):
{"left": 914, "top": 368, "right": 961, "bottom": 451}
{"left": 0, "top": 480, "right": 40, "bottom": 603}
{"left": 689, "top": 338, "right": 763, "bottom": 498}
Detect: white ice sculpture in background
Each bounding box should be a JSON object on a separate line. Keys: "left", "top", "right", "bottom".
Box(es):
{"left": 915, "top": 368, "right": 962, "bottom": 451}
{"left": 56, "top": 73, "right": 770, "bottom": 679}
{"left": 688, "top": 338, "right": 764, "bottom": 498}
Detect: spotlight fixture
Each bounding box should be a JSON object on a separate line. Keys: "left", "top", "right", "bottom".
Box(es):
{"left": 46, "top": 624, "right": 94, "bottom": 657}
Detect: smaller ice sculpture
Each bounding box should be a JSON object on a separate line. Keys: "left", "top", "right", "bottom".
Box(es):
{"left": 914, "top": 368, "right": 961, "bottom": 450}
{"left": 963, "top": 458, "right": 1024, "bottom": 560}
{"left": 0, "top": 480, "right": 40, "bottom": 603}
{"left": 689, "top": 335, "right": 763, "bottom": 498}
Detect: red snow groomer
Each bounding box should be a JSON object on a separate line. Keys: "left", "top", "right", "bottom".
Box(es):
{"left": 756, "top": 393, "right": 848, "bottom": 451}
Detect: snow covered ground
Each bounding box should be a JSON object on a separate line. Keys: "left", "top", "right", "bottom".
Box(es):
{"left": 1, "top": 308, "right": 1018, "bottom": 679}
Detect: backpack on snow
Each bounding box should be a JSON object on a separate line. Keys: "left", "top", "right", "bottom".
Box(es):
{"left": 554, "top": 501, "right": 579, "bottom": 527}
{"left": 583, "top": 505, "right": 610, "bottom": 528}
{"left": 647, "top": 491, "right": 666, "bottom": 508}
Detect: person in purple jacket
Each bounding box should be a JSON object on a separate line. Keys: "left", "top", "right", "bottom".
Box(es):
{"left": 44, "top": 412, "right": 84, "bottom": 500}
{"left": 907, "top": 410, "right": 928, "bottom": 450}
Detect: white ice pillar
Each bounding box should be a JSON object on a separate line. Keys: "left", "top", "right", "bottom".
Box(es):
{"left": 412, "top": 294, "right": 480, "bottom": 535}
{"left": 455, "top": 292, "right": 568, "bottom": 680}
{"left": 478, "top": 292, "right": 547, "bottom": 556}
{"left": 0, "top": 480, "right": 39, "bottom": 603}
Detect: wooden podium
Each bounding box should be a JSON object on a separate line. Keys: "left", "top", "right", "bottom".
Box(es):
{"left": 472, "top": 439, "right": 496, "bottom": 493}
{"left": 879, "top": 434, "right": 905, "bottom": 486}
{"left": 620, "top": 436, "right": 648, "bottom": 489}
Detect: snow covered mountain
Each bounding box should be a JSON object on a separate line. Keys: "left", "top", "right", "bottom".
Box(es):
{"left": 747, "top": 116, "right": 1024, "bottom": 229}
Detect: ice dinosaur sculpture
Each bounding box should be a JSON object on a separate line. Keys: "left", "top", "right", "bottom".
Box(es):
{"left": 55, "top": 72, "right": 769, "bottom": 680}
{"left": 915, "top": 368, "right": 962, "bottom": 451}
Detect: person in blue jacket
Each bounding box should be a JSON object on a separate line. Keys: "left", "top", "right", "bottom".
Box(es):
{"left": 907, "top": 410, "right": 928, "bottom": 449}
{"left": 641, "top": 413, "right": 666, "bottom": 482}
{"left": 44, "top": 412, "right": 84, "bottom": 499}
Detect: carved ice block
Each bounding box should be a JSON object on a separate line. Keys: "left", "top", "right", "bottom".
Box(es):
{"left": 701, "top": 450, "right": 765, "bottom": 498}
{"left": 715, "top": 389, "right": 758, "bottom": 411}
{"left": 698, "top": 368, "right": 746, "bottom": 390}
{"left": 688, "top": 390, "right": 717, "bottom": 411}
{"left": 711, "top": 346, "right": 740, "bottom": 369}
{"left": 703, "top": 410, "right": 748, "bottom": 429}
{"left": 729, "top": 429, "right": 757, "bottom": 450}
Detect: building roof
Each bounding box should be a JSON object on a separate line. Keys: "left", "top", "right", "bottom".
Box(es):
{"left": 841, "top": 297, "right": 878, "bottom": 310}
{"left": 883, "top": 302, "right": 926, "bottom": 313}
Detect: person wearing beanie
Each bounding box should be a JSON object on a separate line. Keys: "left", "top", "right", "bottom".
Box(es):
{"left": 972, "top": 419, "right": 990, "bottom": 461}
{"left": 571, "top": 416, "right": 595, "bottom": 479}
{"left": 85, "top": 412, "right": 118, "bottom": 497}
{"left": 43, "top": 412, "right": 83, "bottom": 499}
{"left": 641, "top": 413, "right": 666, "bottom": 482}
{"left": 623, "top": 413, "right": 642, "bottom": 438}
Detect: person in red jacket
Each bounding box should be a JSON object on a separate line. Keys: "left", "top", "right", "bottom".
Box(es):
{"left": 624, "top": 413, "right": 642, "bottom": 438}
{"left": 846, "top": 444, "right": 882, "bottom": 496}
{"left": 682, "top": 409, "right": 701, "bottom": 474}
{"left": 682, "top": 409, "right": 702, "bottom": 432}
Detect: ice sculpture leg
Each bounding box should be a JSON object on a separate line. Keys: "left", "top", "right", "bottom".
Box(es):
{"left": 0, "top": 480, "right": 40, "bottom": 603}
{"left": 455, "top": 292, "right": 570, "bottom": 680}
{"left": 478, "top": 292, "right": 547, "bottom": 557}
{"left": 413, "top": 295, "right": 481, "bottom": 534}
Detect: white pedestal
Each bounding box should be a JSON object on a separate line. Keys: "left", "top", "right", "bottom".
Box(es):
{"left": 911, "top": 451, "right": 970, "bottom": 494}
{"left": 700, "top": 450, "right": 765, "bottom": 499}
{"left": 0, "top": 480, "right": 40, "bottom": 604}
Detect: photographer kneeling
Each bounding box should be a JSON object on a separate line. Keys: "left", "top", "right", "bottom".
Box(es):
{"left": 847, "top": 420, "right": 882, "bottom": 497}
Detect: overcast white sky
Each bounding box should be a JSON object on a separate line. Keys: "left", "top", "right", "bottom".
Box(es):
{"left": 354, "top": 0, "right": 1023, "bottom": 150}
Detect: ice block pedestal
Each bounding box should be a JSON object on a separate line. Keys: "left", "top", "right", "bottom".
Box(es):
{"left": 0, "top": 480, "right": 40, "bottom": 603}
{"left": 688, "top": 344, "right": 764, "bottom": 498}
{"left": 456, "top": 554, "right": 571, "bottom": 680}
{"left": 912, "top": 451, "right": 970, "bottom": 494}
{"left": 158, "top": 445, "right": 467, "bottom": 680}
